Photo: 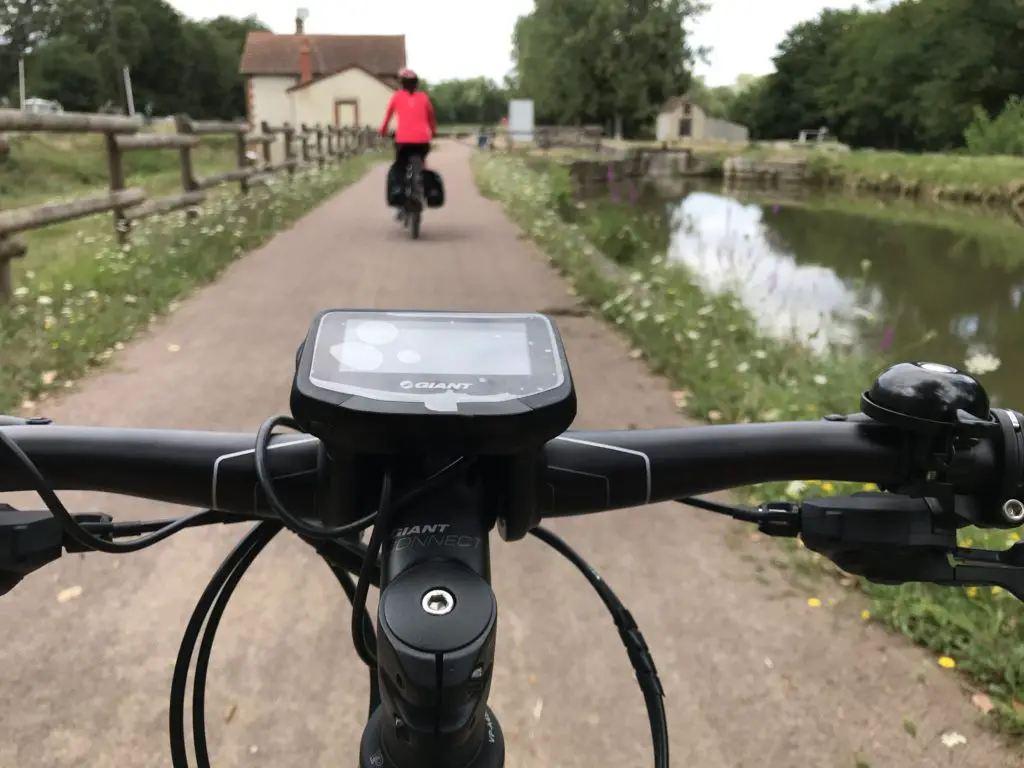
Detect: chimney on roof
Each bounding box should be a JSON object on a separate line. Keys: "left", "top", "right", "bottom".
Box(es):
{"left": 295, "top": 7, "right": 308, "bottom": 34}
{"left": 298, "top": 39, "right": 312, "bottom": 84}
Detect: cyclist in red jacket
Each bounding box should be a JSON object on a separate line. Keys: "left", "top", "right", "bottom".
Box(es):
{"left": 380, "top": 68, "right": 436, "bottom": 213}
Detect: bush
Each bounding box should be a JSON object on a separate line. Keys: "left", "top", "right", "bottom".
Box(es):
{"left": 964, "top": 97, "right": 1024, "bottom": 157}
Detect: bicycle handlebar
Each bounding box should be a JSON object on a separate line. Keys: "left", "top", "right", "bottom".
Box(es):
{"left": 0, "top": 415, "right": 996, "bottom": 520}
{"left": 3, "top": 395, "right": 1024, "bottom": 768}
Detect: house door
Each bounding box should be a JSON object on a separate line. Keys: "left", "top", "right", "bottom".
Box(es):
{"left": 335, "top": 99, "right": 359, "bottom": 127}
{"left": 678, "top": 118, "right": 692, "bottom": 138}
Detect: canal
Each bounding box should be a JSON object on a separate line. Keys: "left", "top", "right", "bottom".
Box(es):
{"left": 578, "top": 179, "right": 1024, "bottom": 407}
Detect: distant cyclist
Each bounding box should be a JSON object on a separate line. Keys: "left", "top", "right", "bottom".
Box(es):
{"left": 379, "top": 68, "right": 437, "bottom": 215}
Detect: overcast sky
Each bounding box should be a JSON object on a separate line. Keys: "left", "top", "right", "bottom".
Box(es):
{"left": 167, "top": 0, "right": 859, "bottom": 86}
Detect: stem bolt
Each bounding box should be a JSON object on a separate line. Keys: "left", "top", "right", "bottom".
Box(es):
{"left": 422, "top": 588, "right": 455, "bottom": 616}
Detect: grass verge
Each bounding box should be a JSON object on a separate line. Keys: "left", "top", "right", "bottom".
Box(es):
{"left": 804, "top": 150, "right": 1024, "bottom": 216}
{"left": 1, "top": 132, "right": 243, "bottom": 278}
{"left": 0, "top": 132, "right": 238, "bottom": 205}
{"left": 471, "top": 150, "right": 1024, "bottom": 739}
{"left": 1, "top": 152, "right": 384, "bottom": 412}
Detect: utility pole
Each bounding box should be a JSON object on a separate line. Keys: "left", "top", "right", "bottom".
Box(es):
{"left": 18, "top": 58, "right": 26, "bottom": 110}
{"left": 123, "top": 66, "right": 136, "bottom": 116}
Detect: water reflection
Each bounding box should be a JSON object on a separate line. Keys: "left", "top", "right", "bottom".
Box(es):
{"left": 646, "top": 183, "right": 1024, "bottom": 405}
{"left": 665, "top": 193, "right": 883, "bottom": 352}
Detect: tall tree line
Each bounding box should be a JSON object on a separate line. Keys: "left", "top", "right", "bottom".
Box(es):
{"left": 0, "top": 0, "right": 267, "bottom": 118}
{"left": 727, "top": 0, "right": 1024, "bottom": 152}
{"left": 508, "top": 0, "right": 707, "bottom": 136}
{"left": 422, "top": 77, "right": 510, "bottom": 126}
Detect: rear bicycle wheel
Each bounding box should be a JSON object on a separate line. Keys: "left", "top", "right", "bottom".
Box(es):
{"left": 408, "top": 156, "right": 424, "bottom": 240}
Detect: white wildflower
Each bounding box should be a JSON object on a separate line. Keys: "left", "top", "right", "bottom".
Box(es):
{"left": 940, "top": 731, "right": 966, "bottom": 748}
{"left": 964, "top": 352, "right": 1000, "bottom": 376}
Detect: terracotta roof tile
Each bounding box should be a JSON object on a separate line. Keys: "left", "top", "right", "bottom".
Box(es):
{"left": 239, "top": 33, "right": 406, "bottom": 77}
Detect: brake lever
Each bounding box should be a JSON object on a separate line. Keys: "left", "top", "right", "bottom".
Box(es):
{"left": 949, "top": 543, "right": 1024, "bottom": 600}
{"left": 790, "top": 493, "right": 1024, "bottom": 600}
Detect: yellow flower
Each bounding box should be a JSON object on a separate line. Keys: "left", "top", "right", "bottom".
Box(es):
{"left": 860, "top": 609, "right": 871, "bottom": 620}
{"left": 821, "top": 482, "right": 834, "bottom": 493}
{"left": 862, "top": 483, "right": 876, "bottom": 492}
{"left": 1010, "top": 532, "right": 1021, "bottom": 543}
{"left": 938, "top": 656, "right": 956, "bottom": 669}
{"left": 966, "top": 587, "right": 979, "bottom": 598}
{"left": 807, "top": 597, "right": 822, "bottom": 607}
{"left": 991, "top": 586, "right": 1002, "bottom": 595}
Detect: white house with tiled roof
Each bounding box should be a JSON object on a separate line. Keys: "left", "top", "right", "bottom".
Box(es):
{"left": 239, "top": 14, "right": 406, "bottom": 156}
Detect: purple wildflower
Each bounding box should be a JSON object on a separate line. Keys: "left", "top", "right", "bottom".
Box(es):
{"left": 880, "top": 327, "right": 894, "bottom": 352}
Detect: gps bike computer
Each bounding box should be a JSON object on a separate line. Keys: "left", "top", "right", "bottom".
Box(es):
{"left": 290, "top": 309, "right": 577, "bottom": 456}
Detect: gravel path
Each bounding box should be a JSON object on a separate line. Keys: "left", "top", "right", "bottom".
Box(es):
{"left": 0, "top": 141, "right": 1018, "bottom": 768}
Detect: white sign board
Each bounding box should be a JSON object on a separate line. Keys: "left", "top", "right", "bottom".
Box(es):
{"left": 508, "top": 99, "right": 534, "bottom": 143}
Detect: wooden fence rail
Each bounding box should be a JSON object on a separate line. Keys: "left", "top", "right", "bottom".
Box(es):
{"left": 0, "top": 108, "right": 383, "bottom": 303}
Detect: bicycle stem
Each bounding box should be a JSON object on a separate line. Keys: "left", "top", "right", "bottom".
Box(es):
{"left": 361, "top": 459, "right": 504, "bottom": 768}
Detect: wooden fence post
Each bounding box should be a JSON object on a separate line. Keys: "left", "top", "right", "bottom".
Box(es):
{"left": 299, "top": 124, "right": 312, "bottom": 166}
{"left": 315, "top": 125, "right": 325, "bottom": 168}
{"left": 283, "top": 124, "right": 296, "bottom": 179}
{"left": 260, "top": 121, "right": 273, "bottom": 167}
{"left": 235, "top": 128, "right": 249, "bottom": 196}
{"left": 104, "top": 131, "right": 129, "bottom": 243}
{"left": 173, "top": 114, "right": 200, "bottom": 218}
{"left": 0, "top": 236, "right": 27, "bottom": 304}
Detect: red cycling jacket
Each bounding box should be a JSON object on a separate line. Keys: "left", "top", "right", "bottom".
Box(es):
{"left": 379, "top": 90, "right": 437, "bottom": 144}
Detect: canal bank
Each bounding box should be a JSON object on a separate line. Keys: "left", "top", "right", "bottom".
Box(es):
{"left": 473, "top": 151, "right": 1024, "bottom": 739}
{"left": 559, "top": 142, "right": 1024, "bottom": 221}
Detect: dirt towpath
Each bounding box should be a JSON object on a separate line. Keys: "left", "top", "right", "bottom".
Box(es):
{"left": 0, "top": 142, "right": 1018, "bottom": 768}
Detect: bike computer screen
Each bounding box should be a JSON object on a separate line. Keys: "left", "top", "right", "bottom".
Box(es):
{"left": 291, "top": 310, "right": 576, "bottom": 455}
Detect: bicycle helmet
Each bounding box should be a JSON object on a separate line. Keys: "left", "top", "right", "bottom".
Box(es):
{"left": 398, "top": 67, "right": 419, "bottom": 91}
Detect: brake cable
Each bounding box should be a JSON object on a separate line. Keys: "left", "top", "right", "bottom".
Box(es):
{"left": 349, "top": 471, "right": 393, "bottom": 669}
{"left": 169, "top": 520, "right": 282, "bottom": 768}
{"left": 676, "top": 495, "right": 764, "bottom": 521}
{"left": 0, "top": 428, "right": 229, "bottom": 553}
{"left": 255, "top": 415, "right": 378, "bottom": 540}
{"left": 531, "top": 526, "right": 669, "bottom": 768}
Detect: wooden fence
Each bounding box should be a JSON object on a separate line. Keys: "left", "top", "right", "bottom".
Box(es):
{"left": 0, "top": 109, "right": 383, "bottom": 302}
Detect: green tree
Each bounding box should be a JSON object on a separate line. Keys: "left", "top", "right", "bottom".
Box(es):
{"left": 733, "top": 0, "right": 1024, "bottom": 151}
{"left": 424, "top": 78, "right": 509, "bottom": 125}
{"left": 22, "top": 36, "right": 102, "bottom": 111}
{"left": 4, "top": 0, "right": 268, "bottom": 118}
{"left": 511, "top": 0, "right": 706, "bottom": 135}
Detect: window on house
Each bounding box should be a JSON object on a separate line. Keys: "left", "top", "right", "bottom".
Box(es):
{"left": 682, "top": 103, "right": 692, "bottom": 116}
{"left": 678, "top": 119, "right": 692, "bottom": 137}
